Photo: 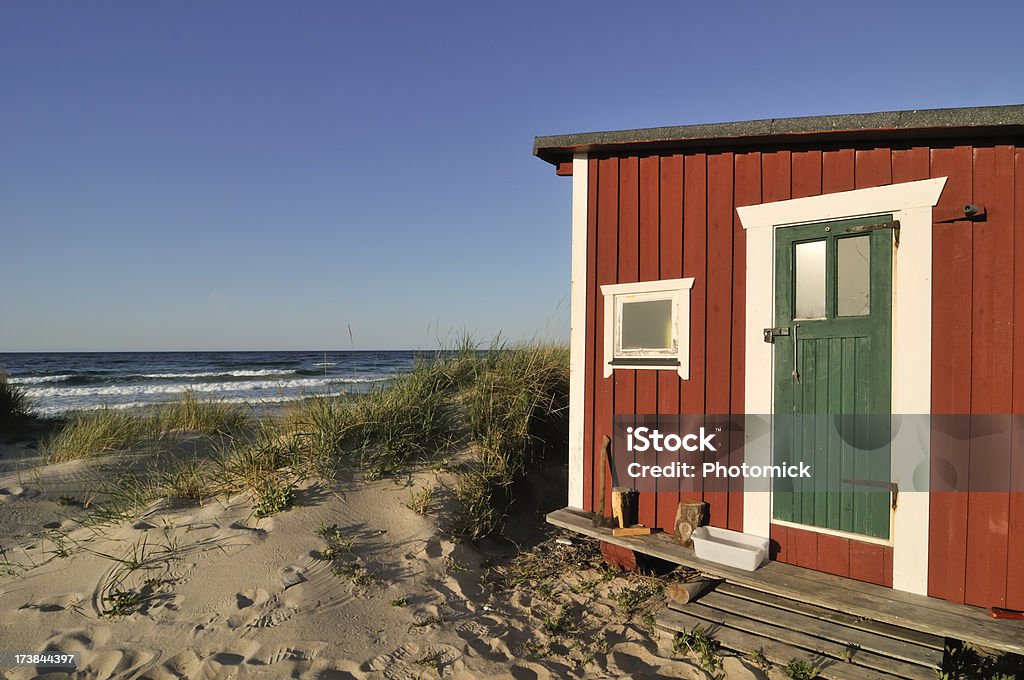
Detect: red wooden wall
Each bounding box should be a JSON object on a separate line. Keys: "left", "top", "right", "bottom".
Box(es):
{"left": 928, "top": 143, "right": 1024, "bottom": 610}
{"left": 583, "top": 152, "right": 749, "bottom": 535}
{"left": 580, "top": 139, "right": 1024, "bottom": 607}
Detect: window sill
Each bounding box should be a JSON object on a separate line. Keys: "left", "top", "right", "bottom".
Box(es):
{"left": 609, "top": 358, "right": 681, "bottom": 368}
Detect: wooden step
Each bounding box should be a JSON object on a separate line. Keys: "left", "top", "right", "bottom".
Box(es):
{"left": 716, "top": 582, "right": 945, "bottom": 652}
{"left": 666, "top": 598, "right": 936, "bottom": 680}
{"left": 685, "top": 589, "right": 942, "bottom": 675}
{"left": 657, "top": 608, "right": 895, "bottom": 680}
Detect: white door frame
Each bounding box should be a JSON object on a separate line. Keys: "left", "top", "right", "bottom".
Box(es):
{"left": 737, "top": 177, "right": 946, "bottom": 595}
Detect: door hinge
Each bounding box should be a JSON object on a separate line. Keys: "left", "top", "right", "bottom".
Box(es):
{"left": 763, "top": 326, "right": 790, "bottom": 344}
{"left": 843, "top": 219, "right": 901, "bottom": 247}
{"left": 843, "top": 478, "right": 899, "bottom": 510}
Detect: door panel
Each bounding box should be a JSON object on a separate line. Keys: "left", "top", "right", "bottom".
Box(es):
{"left": 773, "top": 217, "right": 893, "bottom": 540}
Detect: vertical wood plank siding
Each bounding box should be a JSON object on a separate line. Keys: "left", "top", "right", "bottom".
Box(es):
{"left": 656, "top": 155, "right": 684, "bottom": 532}
{"left": 581, "top": 141, "right": 1023, "bottom": 606}
{"left": 1010, "top": 149, "right": 1024, "bottom": 610}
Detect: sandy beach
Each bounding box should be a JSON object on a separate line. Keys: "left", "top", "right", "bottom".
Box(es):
{"left": 0, "top": 431, "right": 743, "bottom": 680}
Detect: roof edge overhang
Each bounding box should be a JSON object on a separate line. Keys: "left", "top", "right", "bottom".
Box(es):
{"left": 533, "top": 104, "right": 1024, "bottom": 166}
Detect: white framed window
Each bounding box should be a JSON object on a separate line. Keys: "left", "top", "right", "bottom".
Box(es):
{"left": 601, "top": 277, "right": 694, "bottom": 379}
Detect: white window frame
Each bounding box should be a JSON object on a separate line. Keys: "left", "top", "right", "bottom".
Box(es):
{"left": 601, "top": 278, "right": 694, "bottom": 379}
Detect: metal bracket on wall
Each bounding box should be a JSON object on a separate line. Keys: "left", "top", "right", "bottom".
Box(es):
{"left": 934, "top": 204, "right": 986, "bottom": 223}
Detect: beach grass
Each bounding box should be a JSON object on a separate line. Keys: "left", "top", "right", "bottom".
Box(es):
{"left": 455, "top": 343, "right": 569, "bottom": 537}
{"left": 152, "top": 391, "right": 252, "bottom": 436}
{"left": 0, "top": 371, "right": 31, "bottom": 431}
{"left": 45, "top": 391, "right": 252, "bottom": 463}
{"left": 47, "top": 341, "right": 568, "bottom": 535}
{"left": 45, "top": 409, "right": 150, "bottom": 463}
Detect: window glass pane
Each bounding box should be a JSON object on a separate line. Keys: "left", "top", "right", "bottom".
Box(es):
{"left": 621, "top": 299, "right": 673, "bottom": 350}
{"left": 794, "top": 240, "right": 826, "bottom": 319}
{"left": 837, "top": 236, "right": 871, "bottom": 316}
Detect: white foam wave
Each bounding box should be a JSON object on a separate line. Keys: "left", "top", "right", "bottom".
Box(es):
{"left": 28, "top": 393, "right": 331, "bottom": 417}
{"left": 139, "top": 369, "right": 297, "bottom": 379}
{"left": 25, "top": 376, "right": 386, "bottom": 399}
{"left": 8, "top": 375, "right": 75, "bottom": 385}
{"left": 8, "top": 368, "right": 301, "bottom": 384}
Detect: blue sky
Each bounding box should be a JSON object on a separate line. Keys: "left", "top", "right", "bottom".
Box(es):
{"left": 2, "top": 1, "right": 1021, "bottom": 351}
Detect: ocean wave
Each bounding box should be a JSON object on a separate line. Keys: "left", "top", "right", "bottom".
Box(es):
{"left": 8, "top": 374, "right": 76, "bottom": 385}
{"left": 9, "top": 369, "right": 316, "bottom": 385}
{"left": 28, "top": 393, "right": 335, "bottom": 417}
{"left": 139, "top": 369, "right": 297, "bottom": 379}
{"left": 24, "top": 376, "right": 387, "bottom": 399}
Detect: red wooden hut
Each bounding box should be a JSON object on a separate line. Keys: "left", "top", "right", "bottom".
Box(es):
{"left": 534, "top": 104, "right": 1024, "bottom": 610}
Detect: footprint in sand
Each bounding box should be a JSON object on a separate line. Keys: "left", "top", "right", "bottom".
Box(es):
{"left": 225, "top": 589, "right": 272, "bottom": 629}
{"left": 146, "top": 640, "right": 320, "bottom": 679}
{"left": 43, "top": 625, "right": 111, "bottom": 651}
{"left": 455, "top": 616, "right": 515, "bottom": 661}
{"left": 608, "top": 640, "right": 692, "bottom": 678}
{"left": 248, "top": 604, "right": 299, "bottom": 629}
{"left": 224, "top": 588, "right": 300, "bottom": 631}
{"left": 17, "top": 591, "right": 83, "bottom": 614}
{"left": 0, "top": 485, "right": 37, "bottom": 501}
{"left": 77, "top": 649, "right": 157, "bottom": 680}
{"left": 235, "top": 587, "right": 269, "bottom": 609}
{"left": 36, "top": 627, "right": 160, "bottom": 679}
{"left": 251, "top": 641, "right": 323, "bottom": 666}
{"left": 364, "top": 642, "right": 462, "bottom": 680}
{"left": 153, "top": 649, "right": 203, "bottom": 679}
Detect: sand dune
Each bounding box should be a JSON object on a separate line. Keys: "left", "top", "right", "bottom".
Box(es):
{"left": 0, "top": 443, "right": 738, "bottom": 679}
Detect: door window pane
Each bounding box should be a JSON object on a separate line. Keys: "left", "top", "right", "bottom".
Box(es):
{"left": 794, "top": 240, "right": 826, "bottom": 319}
{"left": 837, "top": 236, "right": 871, "bottom": 316}
{"left": 620, "top": 299, "right": 673, "bottom": 350}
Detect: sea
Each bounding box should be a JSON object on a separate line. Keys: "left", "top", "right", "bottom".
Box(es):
{"left": 0, "top": 351, "right": 420, "bottom": 417}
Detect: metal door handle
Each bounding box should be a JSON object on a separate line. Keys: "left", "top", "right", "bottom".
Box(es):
{"left": 792, "top": 324, "right": 801, "bottom": 384}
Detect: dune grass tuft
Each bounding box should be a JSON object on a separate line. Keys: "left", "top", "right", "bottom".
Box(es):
{"left": 46, "top": 409, "right": 150, "bottom": 463}
{"left": 454, "top": 343, "right": 569, "bottom": 538}
{"left": 152, "top": 391, "right": 251, "bottom": 436}
{"left": 45, "top": 392, "right": 252, "bottom": 463}
{"left": 0, "top": 371, "right": 32, "bottom": 431}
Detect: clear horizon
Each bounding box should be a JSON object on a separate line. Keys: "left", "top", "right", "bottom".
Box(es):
{"left": 2, "top": 1, "right": 1022, "bottom": 352}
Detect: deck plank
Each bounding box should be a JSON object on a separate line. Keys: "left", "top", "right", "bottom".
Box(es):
{"left": 548, "top": 507, "right": 1024, "bottom": 654}
{"left": 669, "top": 600, "right": 934, "bottom": 679}
{"left": 716, "top": 582, "right": 945, "bottom": 652}
{"left": 657, "top": 608, "right": 897, "bottom": 680}
{"left": 692, "top": 590, "right": 942, "bottom": 671}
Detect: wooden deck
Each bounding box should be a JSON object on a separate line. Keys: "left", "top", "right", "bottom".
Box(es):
{"left": 547, "top": 507, "right": 1024, "bottom": 657}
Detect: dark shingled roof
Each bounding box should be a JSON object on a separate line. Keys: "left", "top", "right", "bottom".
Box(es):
{"left": 533, "top": 104, "right": 1024, "bottom": 166}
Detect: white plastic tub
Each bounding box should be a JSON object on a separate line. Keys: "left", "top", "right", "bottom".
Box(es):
{"left": 691, "top": 526, "right": 769, "bottom": 571}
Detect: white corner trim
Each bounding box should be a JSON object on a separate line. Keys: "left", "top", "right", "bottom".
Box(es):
{"left": 567, "top": 153, "right": 588, "bottom": 510}
{"left": 600, "top": 278, "right": 695, "bottom": 380}
{"left": 737, "top": 177, "right": 945, "bottom": 595}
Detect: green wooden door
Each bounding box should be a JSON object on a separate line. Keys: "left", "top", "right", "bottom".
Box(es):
{"left": 773, "top": 216, "right": 893, "bottom": 540}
